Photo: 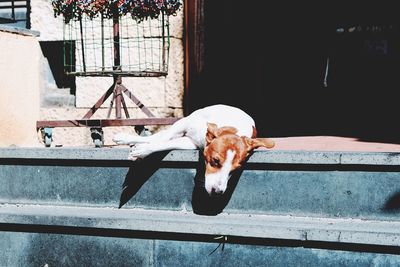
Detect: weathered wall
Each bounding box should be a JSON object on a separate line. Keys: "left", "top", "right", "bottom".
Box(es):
{"left": 30, "top": 0, "right": 185, "bottom": 147}
{"left": 0, "top": 28, "right": 41, "bottom": 147}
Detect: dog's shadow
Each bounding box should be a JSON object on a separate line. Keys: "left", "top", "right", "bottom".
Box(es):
{"left": 119, "top": 151, "right": 170, "bottom": 208}
{"left": 119, "top": 151, "right": 243, "bottom": 215}
{"left": 191, "top": 153, "right": 244, "bottom": 215}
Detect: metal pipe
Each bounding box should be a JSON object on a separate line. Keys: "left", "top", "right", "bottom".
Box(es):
{"left": 113, "top": 9, "right": 120, "bottom": 72}
{"left": 101, "top": 13, "right": 105, "bottom": 71}
{"left": 79, "top": 19, "right": 86, "bottom": 72}
{"left": 112, "top": 5, "right": 122, "bottom": 119}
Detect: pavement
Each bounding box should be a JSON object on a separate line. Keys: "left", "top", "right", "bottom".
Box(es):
{"left": 271, "top": 136, "right": 400, "bottom": 152}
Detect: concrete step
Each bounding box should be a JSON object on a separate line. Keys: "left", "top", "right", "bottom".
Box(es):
{"left": 1, "top": 148, "right": 400, "bottom": 265}
{"left": 2, "top": 227, "right": 399, "bottom": 267}
{"left": 42, "top": 88, "right": 75, "bottom": 107}
{"left": 1, "top": 148, "right": 400, "bottom": 220}
{"left": 1, "top": 204, "right": 400, "bottom": 266}
{"left": 1, "top": 204, "right": 400, "bottom": 247}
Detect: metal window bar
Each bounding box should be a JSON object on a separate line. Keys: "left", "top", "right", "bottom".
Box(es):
{"left": 0, "top": 0, "right": 30, "bottom": 29}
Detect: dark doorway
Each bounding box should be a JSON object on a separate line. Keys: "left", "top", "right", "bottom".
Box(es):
{"left": 40, "top": 41, "right": 76, "bottom": 95}
{"left": 188, "top": 2, "right": 400, "bottom": 142}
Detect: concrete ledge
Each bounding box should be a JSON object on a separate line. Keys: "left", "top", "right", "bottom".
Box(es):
{"left": 2, "top": 147, "right": 400, "bottom": 220}
{"left": 0, "top": 204, "right": 399, "bottom": 247}
{"left": 0, "top": 25, "right": 40, "bottom": 37}
{"left": 1, "top": 148, "right": 400, "bottom": 165}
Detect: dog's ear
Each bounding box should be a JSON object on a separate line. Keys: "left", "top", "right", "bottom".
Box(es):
{"left": 242, "top": 137, "right": 275, "bottom": 152}
{"left": 206, "top": 122, "right": 219, "bottom": 145}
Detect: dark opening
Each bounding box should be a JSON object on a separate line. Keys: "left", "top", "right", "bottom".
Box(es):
{"left": 190, "top": 2, "right": 400, "bottom": 143}
{"left": 40, "top": 41, "right": 76, "bottom": 95}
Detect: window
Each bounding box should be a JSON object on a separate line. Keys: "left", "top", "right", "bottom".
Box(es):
{"left": 0, "top": 0, "right": 30, "bottom": 29}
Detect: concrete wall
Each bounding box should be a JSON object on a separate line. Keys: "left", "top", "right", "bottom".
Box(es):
{"left": 2, "top": 148, "right": 400, "bottom": 265}
{"left": 0, "top": 27, "right": 42, "bottom": 147}
{"left": 30, "top": 0, "right": 185, "bottom": 147}
{"left": 2, "top": 231, "right": 400, "bottom": 267}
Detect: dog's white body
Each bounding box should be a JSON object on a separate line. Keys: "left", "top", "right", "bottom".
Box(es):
{"left": 113, "top": 104, "right": 272, "bottom": 195}
{"left": 113, "top": 104, "right": 255, "bottom": 152}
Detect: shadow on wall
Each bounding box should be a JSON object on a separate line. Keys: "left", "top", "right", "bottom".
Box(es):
{"left": 119, "top": 151, "right": 170, "bottom": 209}
{"left": 383, "top": 191, "right": 400, "bottom": 213}
{"left": 119, "top": 151, "right": 243, "bottom": 215}
{"left": 191, "top": 153, "right": 244, "bottom": 216}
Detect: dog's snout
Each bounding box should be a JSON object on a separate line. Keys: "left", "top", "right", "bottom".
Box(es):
{"left": 205, "top": 173, "right": 229, "bottom": 195}
{"left": 213, "top": 187, "right": 223, "bottom": 194}
{"left": 210, "top": 187, "right": 224, "bottom": 196}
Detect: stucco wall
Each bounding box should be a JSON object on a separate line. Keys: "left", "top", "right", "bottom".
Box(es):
{"left": 30, "top": 0, "right": 185, "bottom": 147}
{"left": 0, "top": 28, "right": 41, "bottom": 147}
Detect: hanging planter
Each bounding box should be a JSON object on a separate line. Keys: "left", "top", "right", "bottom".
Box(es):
{"left": 52, "top": 0, "right": 182, "bottom": 24}
{"left": 51, "top": 0, "right": 182, "bottom": 76}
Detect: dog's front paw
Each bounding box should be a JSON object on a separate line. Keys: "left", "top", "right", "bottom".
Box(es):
{"left": 129, "top": 144, "right": 153, "bottom": 160}
{"left": 127, "top": 153, "right": 140, "bottom": 161}
{"left": 113, "top": 133, "right": 133, "bottom": 145}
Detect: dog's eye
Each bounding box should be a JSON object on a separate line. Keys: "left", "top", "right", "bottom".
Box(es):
{"left": 210, "top": 157, "right": 220, "bottom": 167}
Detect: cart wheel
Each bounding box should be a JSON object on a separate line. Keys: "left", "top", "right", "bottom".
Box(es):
{"left": 41, "top": 128, "right": 53, "bottom": 148}
{"left": 93, "top": 139, "right": 103, "bottom": 148}
{"left": 134, "top": 125, "right": 152, "bottom": 136}
{"left": 44, "top": 135, "right": 52, "bottom": 147}
{"left": 90, "top": 128, "right": 104, "bottom": 148}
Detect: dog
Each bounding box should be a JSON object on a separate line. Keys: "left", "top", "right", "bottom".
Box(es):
{"left": 113, "top": 104, "right": 275, "bottom": 195}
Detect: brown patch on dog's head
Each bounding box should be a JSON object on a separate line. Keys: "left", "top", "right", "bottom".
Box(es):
{"left": 206, "top": 123, "right": 238, "bottom": 145}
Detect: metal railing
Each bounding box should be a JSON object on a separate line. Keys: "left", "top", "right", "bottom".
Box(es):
{"left": 0, "top": 0, "right": 30, "bottom": 29}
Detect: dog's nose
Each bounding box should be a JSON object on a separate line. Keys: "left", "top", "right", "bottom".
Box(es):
{"left": 211, "top": 187, "right": 224, "bottom": 195}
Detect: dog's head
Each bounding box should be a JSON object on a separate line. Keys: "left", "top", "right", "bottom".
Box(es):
{"left": 203, "top": 122, "right": 275, "bottom": 195}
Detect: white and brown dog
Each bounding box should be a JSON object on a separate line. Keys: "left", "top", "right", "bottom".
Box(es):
{"left": 113, "top": 104, "right": 275, "bottom": 195}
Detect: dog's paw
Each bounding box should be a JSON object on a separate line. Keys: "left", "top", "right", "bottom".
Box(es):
{"left": 127, "top": 154, "right": 140, "bottom": 161}
{"left": 113, "top": 133, "right": 133, "bottom": 145}
{"left": 129, "top": 144, "right": 153, "bottom": 159}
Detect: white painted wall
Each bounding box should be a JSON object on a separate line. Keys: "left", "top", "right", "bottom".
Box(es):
{"left": 0, "top": 29, "right": 41, "bottom": 147}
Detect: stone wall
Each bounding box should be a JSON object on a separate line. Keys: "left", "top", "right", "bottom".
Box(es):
{"left": 30, "top": 0, "right": 185, "bottom": 147}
